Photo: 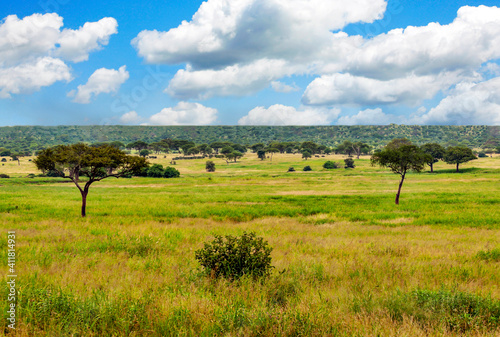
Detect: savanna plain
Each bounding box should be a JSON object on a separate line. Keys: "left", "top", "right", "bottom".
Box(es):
{"left": 1, "top": 153, "right": 500, "bottom": 336}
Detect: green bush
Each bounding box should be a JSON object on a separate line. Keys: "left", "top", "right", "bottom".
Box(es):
{"left": 195, "top": 232, "right": 273, "bottom": 280}
{"left": 287, "top": 166, "right": 295, "bottom": 172}
{"left": 206, "top": 160, "right": 216, "bottom": 172}
{"left": 476, "top": 248, "right": 500, "bottom": 261}
{"left": 0, "top": 173, "right": 10, "bottom": 178}
{"left": 344, "top": 158, "right": 355, "bottom": 168}
{"left": 323, "top": 161, "right": 339, "bottom": 169}
{"left": 147, "top": 164, "right": 165, "bottom": 178}
{"left": 478, "top": 152, "right": 487, "bottom": 158}
{"left": 303, "top": 166, "right": 312, "bottom": 171}
{"left": 1, "top": 158, "right": 6, "bottom": 162}
{"left": 163, "top": 166, "right": 180, "bottom": 178}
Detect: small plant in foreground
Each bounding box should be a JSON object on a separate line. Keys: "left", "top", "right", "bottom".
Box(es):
{"left": 476, "top": 248, "right": 500, "bottom": 261}
{"left": 195, "top": 232, "right": 273, "bottom": 280}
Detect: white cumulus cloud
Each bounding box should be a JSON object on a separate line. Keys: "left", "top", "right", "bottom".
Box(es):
{"left": 0, "top": 13, "right": 118, "bottom": 98}
{"left": 119, "top": 111, "right": 142, "bottom": 124}
{"left": 337, "top": 108, "right": 401, "bottom": 125}
{"left": 413, "top": 78, "right": 500, "bottom": 125}
{"left": 70, "top": 66, "right": 129, "bottom": 104}
{"left": 148, "top": 102, "right": 218, "bottom": 125}
{"left": 238, "top": 104, "right": 339, "bottom": 125}
{"left": 271, "top": 81, "right": 299, "bottom": 93}
{"left": 0, "top": 57, "right": 72, "bottom": 98}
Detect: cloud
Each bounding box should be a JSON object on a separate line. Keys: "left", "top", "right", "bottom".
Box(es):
{"left": 0, "top": 13, "right": 117, "bottom": 98}
{"left": 336, "top": 108, "right": 400, "bottom": 125}
{"left": 132, "top": 0, "right": 386, "bottom": 68}
{"left": 271, "top": 81, "right": 299, "bottom": 93}
{"left": 148, "top": 102, "right": 218, "bottom": 125}
{"left": 166, "top": 59, "right": 297, "bottom": 100}
{"left": 0, "top": 57, "right": 72, "bottom": 98}
{"left": 133, "top": 4, "right": 500, "bottom": 110}
{"left": 119, "top": 111, "right": 142, "bottom": 124}
{"left": 55, "top": 17, "right": 118, "bottom": 62}
{"left": 70, "top": 66, "right": 129, "bottom": 104}
{"left": 302, "top": 72, "right": 468, "bottom": 106}
{"left": 413, "top": 78, "right": 500, "bottom": 125}
{"left": 238, "top": 104, "right": 339, "bottom": 125}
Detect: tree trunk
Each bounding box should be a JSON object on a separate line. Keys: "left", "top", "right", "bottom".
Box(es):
{"left": 430, "top": 163, "right": 434, "bottom": 173}
{"left": 81, "top": 190, "right": 88, "bottom": 217}
{"left": 456, "top": 163, "right": 459, "bottom": 172}
{"left": 395, "top": 173, "right": 406, "bottom": 205}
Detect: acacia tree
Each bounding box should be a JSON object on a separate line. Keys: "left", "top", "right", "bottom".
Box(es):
{"left": 34, "top": 143, "right": 148, "bottom": 217}
{"left": 443, "top": 146, "right": 477, "bottom": 172}
{"left": 371, "top": 142, "right": 432, "bottom": 205}
{"left": 420, "top": 143, "right": 446, "bottom": 173}
{"left": 351, "top": 142, "right": 371, "bottom": 159}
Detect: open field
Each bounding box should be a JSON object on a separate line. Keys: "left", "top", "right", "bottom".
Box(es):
{"left": 1, "top": 153, "right": 500, "bottom": 336}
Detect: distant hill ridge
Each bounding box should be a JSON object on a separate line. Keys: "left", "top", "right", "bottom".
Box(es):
{"left": 0, "top": 125, "right": 498, "bottom": 153}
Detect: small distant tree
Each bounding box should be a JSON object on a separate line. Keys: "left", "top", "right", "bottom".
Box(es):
{"left": 443, "top": 146, "right": 477, "bottom": 172}
{"left": 163, "top": 166, "right": 180, "bottom": 178}
{"left": 303, "top": 165, "right": 312, "bottom": 171}
{"left": 266, "top": 147, "right": 279, "bottom": 161}
{"left": 344, "top": 158, "right": 355, "bottom": 169}
{"left": 257, "top": 150, "right": 266, "bottom": 160}
{"left": 352, "top": 142, "right": 371, "bottom": 159}
{"left": 139, "top": 149, "right": 150, "bottom": 157}
{"left": 420, "top": 143, "right": 446, "bottom": 173}
{"left": 206, "top": 160, "right": 216, "bottom": 172}
{"left": 371, "top": 143, "right": 431, "bottom": 205}
{"left": 302, "top": 150, "right": 312, "bottom": 160}
{"left": 33, "top": 143, "right": 148, "bottom": 217}
{"left": 323, "top": 161, "right": 339, "bottom": 169}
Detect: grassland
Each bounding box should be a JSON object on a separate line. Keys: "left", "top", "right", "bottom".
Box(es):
{"left": 1, "top": 153, "right": 500, "bottom": 336}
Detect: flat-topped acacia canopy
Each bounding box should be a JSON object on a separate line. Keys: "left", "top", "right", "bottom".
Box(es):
{"left": 34, "top": 143, "right": 148, "bottom": 217}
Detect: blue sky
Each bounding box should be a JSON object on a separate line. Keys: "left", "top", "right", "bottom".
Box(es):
{"left": 0, "top": 0, "right": 499, "bottom": 126}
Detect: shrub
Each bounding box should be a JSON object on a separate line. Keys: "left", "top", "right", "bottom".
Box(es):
{"left": 287, "top": 167, "right": 295, "bottom": 172}
{"left": 195, "top": 232, "right": 273, "bottom": 280}
{"left": 303, "top": 166, "right": 312, "bottom": 171}
{"left": 1, "top": 158, "right": 6, "bottom": 162}
{"left": 344, "top": 158, "right": 355, "bottom": 168}
{"left": 147, "top": 164, "right": 165, "bottom": 178}
{"left": 476, "top": 248, "right": 500, "bottom": 261}
{"left": 0, "top": 174, "right": 10, "bottom": 178}
{"left": 478, "top": 152, "right": 488, "bottom": 158}
{"left": 323, "top": 161, "right": 339, "bottom": 169}
{"left": 163, "top": 166, "right": 180, "bottom": 178}
{"left": 206, "top": 160, "right": 216, "bottom": 172}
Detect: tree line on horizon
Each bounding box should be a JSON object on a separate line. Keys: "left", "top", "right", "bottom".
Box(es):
{"left": 0, "top": 125, "right": 498, "bottom": 155}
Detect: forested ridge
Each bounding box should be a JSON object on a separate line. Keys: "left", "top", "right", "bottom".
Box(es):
{"left": 0, "top": 125, "right": 498, "bottom": 153}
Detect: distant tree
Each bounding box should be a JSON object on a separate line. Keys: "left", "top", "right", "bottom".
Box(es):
{"left": 344, "top": 158, "right": 355, "bottom": 169}
{"left": 221, "top": 146, "right": 234, "bottom": 155}
{"left": 371, "top": 143, "right": 431, "bottom": 205}
{"left": 33, "top": 143, "right": 147, "bottom": 217}
{"left": 257, "top": 150, "right": 266, "bottom": 160}
{"left": 224, "top": 151, "right": 242, "bottom": 164}
{"left": 128, "top": 141, "right": 149, "bottom": 151}
{"left": 496, "top": 146, "right": 500, "bottom": 154}
{"left": 266, "top": 147, "right": 279, "bottom": 161}
{"left": 420, "top": 143, "right": 446, "bottom": 173}
{"left": 303, "top": 165, "right": 312, "bottom": 171}
{"left": 352, "top": 142, "right": 371, "bottom": 159}
{"left": 232, "top": 144, "right": 247, "bottom": 153}
{"left": 210, "top": 142, "right": 226, "bottom": 154}
{"left": 385, "top": 138, "right": 412, "bottom": 150}
{"left": 147, "top": 164, "right": 165, "bottom": 177}
{"left": 323, "top": 161, "right": 339, "bottom": 169}
{"left": 250, "top": 143, "right": 265, "bottom": 152}
{"left": 186, "top": 147, "right": 200, "bottom": 156}
{"left": 302, "top": 150, "right": 312, "bottom": 160}
{"left": 336, "top": 141, "right": 354, "bottom": 156}
{"left": 206, "top": 160, "right": 216, "bottom": 172}
{"left": 300, "top": 141, "right": 318, "bottom": 155}
{"left": 139, "top": 149, "right": 150, "bottom": 157}
{"left": 163, "top": 166, "right": 180, "bottom": 178}
{"left": 149, "top": 142, "right": 164, "bottom": 154}
{"left": 443, "top": 146, "right": 477, "bottom": 172}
